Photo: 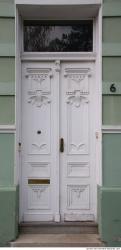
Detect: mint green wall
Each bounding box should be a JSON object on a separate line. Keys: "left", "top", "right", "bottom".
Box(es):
{"left": 103, "top": 58, "right": 121, "bottom": 82}
{"left": 98, "top": 187, "right": 121, "bottom": 247}
{"left": 102, "top": 134, "right": 121, "bottom": 187}
{"left": 0, "top": 18, "right": 15, "bottom": 44}
{"left": 0, "top": 1, "right": 14, "bottom": 18}
{"left": 0, "top": 186, "right": 18, "bottom": 246}
{"left": 103, "top": 18, "right": 121, "bottom": 43}
{"left": 0, "top": 134, "right": 14, "bottom": 186}
{"left": 0, "top": 58, "right": 15, "bottom": 83}
{"left": 0, "top": 97, "right": 15, "bottom": 124}
{"left": 0, "top": 0, "right": 18, "bottom": 246}
{"left": 102, "top": 1, "right": 121, "bottom": 183}
{"left": 103, "top": 96, "right": 121, "bottom": 125}
{"left": 98, "top": 0, "right": 121, "bottom": 246}
{"left": 103, "top": 1, "right": 121, "bottom": 17}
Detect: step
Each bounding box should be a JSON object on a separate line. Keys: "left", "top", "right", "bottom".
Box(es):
{"left": 20, "top": 222, "right": 98, "bottom": 234}
{"left": 10, "top": 234, "right": 104, "bottom": 247}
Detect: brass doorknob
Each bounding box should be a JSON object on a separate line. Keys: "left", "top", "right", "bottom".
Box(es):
{"left": 60, "top": 138, "right": 64, "bottom": 152}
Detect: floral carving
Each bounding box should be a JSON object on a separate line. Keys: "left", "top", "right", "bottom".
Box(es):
{"left": 67, "top": 90, "right": 88, "bottom": 107}
{"left": 28, "top": 90, "right": 51, "bottom": 107}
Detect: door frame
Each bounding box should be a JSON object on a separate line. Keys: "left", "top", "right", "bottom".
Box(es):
{"left": 15, "top": 0, "right": 102, "bottom": 222}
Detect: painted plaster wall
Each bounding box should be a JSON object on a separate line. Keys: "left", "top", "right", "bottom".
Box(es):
{"left": 0, "top": 0, "right": 17, "bottom": 246}
{"left": 98, "top": 0, "right": 121, "bottom": 246}
{"left": 102, "top": 0, "right": 121, "bottom": 185}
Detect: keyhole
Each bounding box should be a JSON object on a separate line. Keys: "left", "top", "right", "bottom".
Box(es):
{"left": 37, "top": 130, "right": 41, "bottom": 134}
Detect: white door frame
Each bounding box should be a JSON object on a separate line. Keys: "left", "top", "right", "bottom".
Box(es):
{"left": 15, "top": 1, "right": 102, "bottom": 222}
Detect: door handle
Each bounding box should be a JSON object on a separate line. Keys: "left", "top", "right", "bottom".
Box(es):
{"left": 60, "top": 138, "right": 64, "bottom": 153}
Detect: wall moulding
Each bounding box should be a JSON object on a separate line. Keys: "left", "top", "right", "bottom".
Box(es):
{"left": 0, "top": 125, "right": 16, "bottom": 133}
{"left": 102, "top": 126, "right": 121, "bottom": 134}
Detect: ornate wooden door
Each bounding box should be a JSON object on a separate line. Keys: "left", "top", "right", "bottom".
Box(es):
{"left": 21, "top": 61, "right": 96, "bottom": 221}
{"left": 60, "top": 62, "right": 96, "bottom": 221}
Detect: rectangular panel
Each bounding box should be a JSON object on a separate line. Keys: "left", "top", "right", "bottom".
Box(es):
{"left": 0, "top": 96, "right": 15, "bottom": 124}
{"left": 29, "top": 162, "right": 50, "bottom": 178}
{"left": 0, "top": 134, "right": 14, "bottom": 186}
{"left": 103, "top": 134, "right": 121, "bottom": 187}
{"left": 65, "top": 68, "right": 90, "bottom": 155}
{"left": 28, "top": 184, "right": 51, "bottom": 209}
{"left": 64, "top": 213, "right": 94, "bottom": 221}
{"left": 103, "top": 96, "right": 121, "bottom": 125}
{"left": 61, "top": 62, "right": 95, "bottom": 221}
{"left": 67, "top": 100, "right": 89, "bottom": 155}
{"left": 102, "top": 82, "right": 121, "bottom": 95}
{"left": 67, "top": 185, "right": 90, "bottom": 210}
{"left": 103, "top": 2, "right": 121, "bottom": 17}
{"left": 67, "top": 162, "right": 89, "bottom": 177}
{"left": 0, "top": 2, "right": 14, "bottom": 17}
{"left": 25, "top": 67, "right": 52, "bottom": 155}
{"left": 0, "top": 58, "right": 15, "bottom": 83}
{"left": 28, "top": 103, "right": 51, "bottom": 155}
{"left": 24, "top": 20, "right": 93, "bottom": 52}
{"left": 0, "top": 186, "right": 18, "bottom": 245}
{"left": 103, "top": 18, "right": 121, "bottom": 43}
{"left": 103, "top": 57, "right": 121, "bottom": 82}
{"left": 22, "top": 62, "right": 57, "bottom": 221}
{"left": 0, "top": 82, "right": 15, "bottom": 95}
{"left": 102, "top": 43, "right": 121, "bottom": 57}
{"left": 0, "top": 19, "right": 15, "bottom": 44}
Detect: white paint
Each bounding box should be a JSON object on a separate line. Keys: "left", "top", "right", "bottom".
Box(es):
{"left": 15, "top": 0, "right": 102, "bottom": 222}
{"left": 22, "top": 52, "right": 96, "bottom": 62}
{"left": 21, "top": 61, "right": 97, "bottom": 221}
{"left": 21, "top": 62, "right": 57, "bottom": 221}
{"left": 60, "top": 62, "right": 97, "bottom": 221}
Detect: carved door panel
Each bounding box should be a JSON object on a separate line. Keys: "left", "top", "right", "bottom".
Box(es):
{"left": 60, "top": 62, "right": 96, "bottom": 221}
{"left": 21, "top": 61, "right": 96, "bottom": 222}
{"left": 21, "top": 62, "right": 60, "bottom": 221}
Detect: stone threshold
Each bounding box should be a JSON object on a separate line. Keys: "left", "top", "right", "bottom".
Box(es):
{"left": 10, "top": 233, "right": 104, "bottom": 247}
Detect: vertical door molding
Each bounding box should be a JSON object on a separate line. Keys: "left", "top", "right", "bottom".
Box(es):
{"left": 53, "top": 60, "right": 61, "bottom": 221}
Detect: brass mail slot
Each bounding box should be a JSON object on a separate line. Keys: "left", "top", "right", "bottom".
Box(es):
{"left": 28, "top": 179, "right": 50, "bottom": 185}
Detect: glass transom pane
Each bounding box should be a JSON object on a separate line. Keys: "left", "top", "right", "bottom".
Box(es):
{"left": 24, "top": 20, "right": 93, "bottom": 52}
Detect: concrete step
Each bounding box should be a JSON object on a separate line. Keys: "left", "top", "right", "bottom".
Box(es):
{"left": 20, "top": 222, "right": 98, "bottom": 234}
{"left": 10, "top": 233, "right": 104, "bottom": 247}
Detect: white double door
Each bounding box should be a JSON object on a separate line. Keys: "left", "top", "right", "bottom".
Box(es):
{"left": 21, "top": 60, "right": 97, "bottom": 222}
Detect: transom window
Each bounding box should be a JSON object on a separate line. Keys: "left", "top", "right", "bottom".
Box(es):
{"left": 24, "top": 20, "right": 93, "bottom": 52}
